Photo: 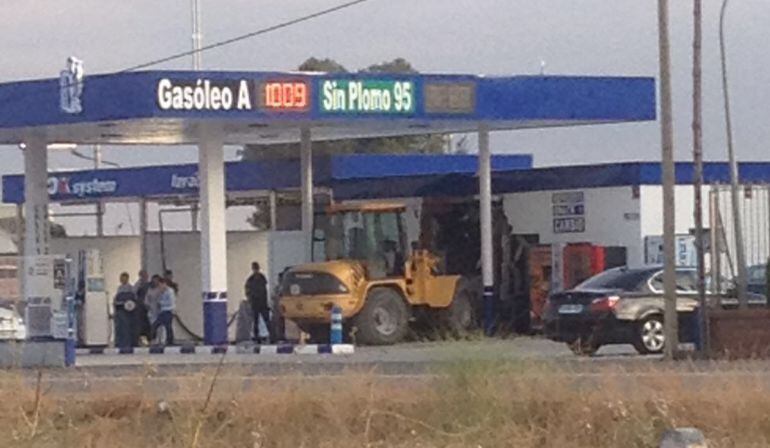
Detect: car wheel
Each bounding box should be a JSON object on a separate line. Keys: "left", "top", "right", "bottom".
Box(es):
{"left": 634, "top": 315, "right": 665, "bottom": 355}
{"left": 567, "top": 335, "right": 599, "bottom": 356}
{"left": 352, "top": 288, "right": 409, "bottom": 345}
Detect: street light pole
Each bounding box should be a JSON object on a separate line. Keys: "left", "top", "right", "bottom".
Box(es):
{"left": 657, "top": 0, "right": 679, "bottom": 360}
{"left": 190, "top": 0, "right": 202, "bottom": 231}
{"left": 719, "top": 0, "right": 748, "bottom": 308}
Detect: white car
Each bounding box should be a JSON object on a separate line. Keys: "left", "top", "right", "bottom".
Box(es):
{"left": 0, "top": 306, "right": 26, "bottom": 340}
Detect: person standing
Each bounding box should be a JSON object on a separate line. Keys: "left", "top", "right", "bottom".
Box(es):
{"left": 271, "top": 268, "right": 289, "bottom": 342}
{"left": 114, "top": 272, "right": 138, "bottom": 348}
{"left": 245, "top": 262, "right": 272, "bottom": 343}
{"left": 164, "top": 270, "right": 179, "bottom": 294}
{"left": 152, "top": 278, "right": 176, "bottom": 345}
{"left": 134, "top": 270, "right": 151, "bottom": 344}
{"left": 145, "top": 275, "right": 163, "bottom": 341}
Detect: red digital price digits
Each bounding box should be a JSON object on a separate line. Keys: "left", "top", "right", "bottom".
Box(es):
{"left": 263, "top": 81, "right": 308, "bottom": 111}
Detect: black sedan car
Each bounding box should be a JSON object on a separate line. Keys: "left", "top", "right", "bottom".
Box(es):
{"left": 543, "top": 266, "right": 764, "bottom": 356}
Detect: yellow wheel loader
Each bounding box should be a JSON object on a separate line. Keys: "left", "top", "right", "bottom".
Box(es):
{"left": 278, "top": 202, "right": 476, "bottom": 345}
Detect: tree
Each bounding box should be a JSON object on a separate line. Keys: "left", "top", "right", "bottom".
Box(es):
{"left": 363, "top": 58, "right": 418, "bottom": 74}
{"left": 298, "top": 57, "right": 347, "bottom": 73}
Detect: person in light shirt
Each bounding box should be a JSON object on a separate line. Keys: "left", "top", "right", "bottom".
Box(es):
{"left": 151, "top": 277, "right": 176, "bottom": 345}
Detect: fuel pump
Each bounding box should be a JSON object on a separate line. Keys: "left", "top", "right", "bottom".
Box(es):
{"left": 73, "top": 249, "right": 109, "bottom": 347}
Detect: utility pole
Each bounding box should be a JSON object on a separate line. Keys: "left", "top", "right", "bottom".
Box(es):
{"left": 657, "top": 0, "right": 679, "bottom": 360}
{"left": 191, "top": 0, "right": 203, "bottom": 70}
{"left": 692, "top": 0, "right": 709, "bottom": 354}
{"left": 190, "top": 0, "right": 202, "bottom": 232}
{"left": 719, "top": 0, "right": 748, "bottom": 308}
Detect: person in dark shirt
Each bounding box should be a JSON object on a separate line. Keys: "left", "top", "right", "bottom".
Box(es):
{"left": 134, "top": 270, "right": 151, "bottom": 343}
{"left": 245, "top": 262, "right": 272, "bottom": 343}
{"left": 114, "top": 272, "right": 138, "bottom": 348}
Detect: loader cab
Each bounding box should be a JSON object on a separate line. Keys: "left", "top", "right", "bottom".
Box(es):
{"left": 312, "top": 203, "right": 409, "bottom": 279}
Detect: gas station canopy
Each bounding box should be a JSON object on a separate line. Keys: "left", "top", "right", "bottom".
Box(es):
{"left": 3, "top": 68, "right": 657, "bottom": 346}
{"left": 0, "top": 71, "right": 655, "bottom": 145}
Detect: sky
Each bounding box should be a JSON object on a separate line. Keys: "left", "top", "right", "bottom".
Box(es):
{"left": 0, "top": 0, "right": 768, "bottom": 175}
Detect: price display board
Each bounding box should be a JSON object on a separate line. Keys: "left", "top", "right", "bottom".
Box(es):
{"left": 424, "top": 82, "right": 476, "bottom": 114}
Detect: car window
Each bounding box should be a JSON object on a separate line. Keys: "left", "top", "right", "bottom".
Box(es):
{"left": 675, "top": 271, "right": 698, "bottom": 293}
{"left": 575, "top": 268, "right": 651, "bottom": 292}
{"left": 648, "top": 270, "right": 698, "bottom": 293}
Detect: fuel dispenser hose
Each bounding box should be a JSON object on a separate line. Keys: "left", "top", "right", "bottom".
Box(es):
{"left": 172, "top": 311, "right": 239, "bottom": 342}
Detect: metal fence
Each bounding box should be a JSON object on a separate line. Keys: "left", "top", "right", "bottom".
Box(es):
{"left": 709, "top": 184, "right": 770, "bottom": 289}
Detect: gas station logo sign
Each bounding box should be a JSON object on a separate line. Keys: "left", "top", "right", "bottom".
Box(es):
{"left": 320, "top": 79, "right": 414, "bottom": 114}
{"left": 47, "top": 176, "right": 117, "bottom": 198}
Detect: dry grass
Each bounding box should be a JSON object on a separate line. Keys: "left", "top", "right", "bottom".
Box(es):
{"left": 1, "top": 360, "right": 770, "bottom": 447}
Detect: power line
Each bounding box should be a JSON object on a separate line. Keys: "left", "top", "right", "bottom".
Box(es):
{"left": 122, "top": 0, "right": 373, "bottom": 72}
{"left": 0, "top": 0, "right": 374, "bottom": 111}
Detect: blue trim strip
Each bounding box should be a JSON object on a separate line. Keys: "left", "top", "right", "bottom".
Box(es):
{"left": 277, "top": 344, "right": 294, "bottom": 354}
{"left": 1, "top": 154, "right": 531, "bottom": 203}
{"left": 332, "top": 161, "right": 770, "bottom": 201}
{"left": 149, "top": 345, "right": 165, "bottom": 354}
{"left": 180, "top": 345, "right": 196, "bottom": 354}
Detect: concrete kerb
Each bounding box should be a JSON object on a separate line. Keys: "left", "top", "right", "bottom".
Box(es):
{"left": 75, "top": 343, "right": 355, "bottom": 356}
{"left": 0, "top": 339, "right": 67, "bottom": 368}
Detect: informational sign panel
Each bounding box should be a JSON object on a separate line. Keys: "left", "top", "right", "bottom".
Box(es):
{"left": 424, "top": 82, "right": 476, "bottom": 114}
{"left": 319, "top": 79, "right": 414, "bottom": 114}
{"left": 552, "top": 191, "right": 585, "bottom": 234}
{"left": 150, "top": 75, "right": 488, "bottom": 119}
{"left": 53, "top": 258, "right": 66, "bottom": 290}
{"left": 156, "top": 78, "right": 311, "bottom": 113}
{"left": 644, "top": 235, "right": 697, "bottom": 267}
{"left": 259, "top": 80, "right": 310, "bottom": 111}
{"left": 24, "top": 255, "right": 55, "bottom": 300}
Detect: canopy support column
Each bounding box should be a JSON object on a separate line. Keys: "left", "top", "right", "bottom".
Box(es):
{"left": 23, "top": 140, "right": 49, "bottom": 258}
{"left": 300, "top": 127, "right": 313, "bottom": 262}
{"left": 139, "top": 198, "right": 148, "bottom": 271}
{"left": 198, "top": 131, "right": 228, "bottom": 345}
{"left": 478, "top": 124, "right": 495, "bottom": 336}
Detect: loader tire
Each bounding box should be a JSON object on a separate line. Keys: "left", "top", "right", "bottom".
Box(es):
{"left": 352, "top": 288, "right": 408, "bottom": 345}
{"left": 442, "top": 280, "right": 476, "bottom": 338}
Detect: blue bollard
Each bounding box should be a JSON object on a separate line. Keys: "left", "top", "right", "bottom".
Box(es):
{"left": 330, "top": 305, "right": 343, "bottom": 345}
{"left": 203, "top": 292, "right": 228, "bottom": 346}
{"left": 65, "top": 296, "right": 76, "bottom": 367}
